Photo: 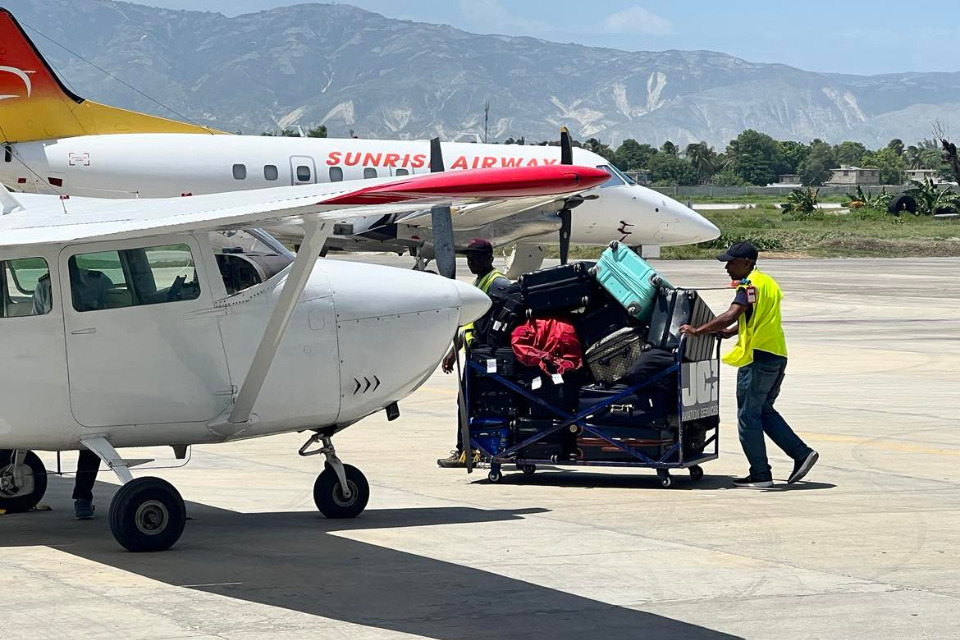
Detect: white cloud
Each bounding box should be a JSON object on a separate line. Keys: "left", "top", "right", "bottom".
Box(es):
{"left": 458, "top": 0, "right": 552, "bottom": 34}
{"left": 600, "top": 6, "right": 673, "bottom": 36}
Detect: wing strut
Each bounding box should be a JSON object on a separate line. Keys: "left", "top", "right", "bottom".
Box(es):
{"left": 225, "top": 218, "right": 332, "bottom": 426}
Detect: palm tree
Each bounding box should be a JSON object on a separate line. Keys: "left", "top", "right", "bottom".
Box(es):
{"left": 684, "top": 142, "right": 719, "bottom": 185}
{"left": 905, "top": 146, "right": 923, "bottom": 170}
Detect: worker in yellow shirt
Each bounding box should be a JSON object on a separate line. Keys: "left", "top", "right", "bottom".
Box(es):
{"left": 680, "top": 241, "right": 818, "bottom": 488}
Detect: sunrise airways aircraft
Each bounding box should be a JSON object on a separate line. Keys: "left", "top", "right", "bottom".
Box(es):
{"left": 0, "top": 8, "right": 719, "bottom": 277}
{"left": 0, "top": 159, "right": 609, "bottom": 552}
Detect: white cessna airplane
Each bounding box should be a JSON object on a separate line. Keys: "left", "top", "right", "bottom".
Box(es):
{"left": 0, "top": 161, "right": 609, "bottom": 552}
{"left": 0, "top": 8, "right": 719, "bottom": 277}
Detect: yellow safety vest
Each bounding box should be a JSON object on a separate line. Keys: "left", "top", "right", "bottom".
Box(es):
{"left": 723, "top": 268, "right": 788, "bottom": 368}
{"left": 462, "top": 269, "right": 508, "bottom": 346}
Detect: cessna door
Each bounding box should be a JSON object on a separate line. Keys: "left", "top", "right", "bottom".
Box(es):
{"left": 290, "top": 156, "right": 317, "bottom": 185}
{"left": 61, "top": 237, "right": 232, "bottom": 428}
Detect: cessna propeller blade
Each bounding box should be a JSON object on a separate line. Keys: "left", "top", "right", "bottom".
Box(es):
{"left": 559, "top": 127, "right": 574, "bottom": 264}
{"left": 429, "top": 137, "right": 457, "bottom": 279}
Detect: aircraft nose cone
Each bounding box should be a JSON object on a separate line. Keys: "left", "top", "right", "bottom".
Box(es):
{"left": 453, "top": 279, "right": 492, "bottom": 325}
{"left": 658, "top": 200, "right": 721, "bottom": 245}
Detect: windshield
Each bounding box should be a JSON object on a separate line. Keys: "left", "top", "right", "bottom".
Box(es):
{"left": 596, "top": 165, "right": 624, "bottom": 188}
{"left": 608, "top": 164, "right": 637, "bottom": 185}
{"left": 209, "top": 229, "right": 294, "bottom": 258}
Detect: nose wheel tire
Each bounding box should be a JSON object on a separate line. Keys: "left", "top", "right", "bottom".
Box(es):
{"left": 314, "top": 464, "right": 369, "bottom": 519}
{"left": 109, "top": 477, "right": 186, "bottom": 552}
{"left": 0, "top": 450, "right": 47, "bottom": 513}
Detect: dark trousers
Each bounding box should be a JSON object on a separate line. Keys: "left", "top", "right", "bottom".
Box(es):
{"left": 455, "top": 376, "right": 465, "bottom": 452}
{"left": 736, "top": 350, "right": 812, "bottom": 479}
{"left": 72, "top": 449, "right": 101, "bottom": 501}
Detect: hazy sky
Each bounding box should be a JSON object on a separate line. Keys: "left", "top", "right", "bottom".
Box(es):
{"left": 127, "top": 0, "right": 959, "bottom": 75}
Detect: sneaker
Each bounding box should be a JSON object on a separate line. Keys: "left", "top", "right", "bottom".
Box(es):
{"left": 74, "top": 499, "right": 95, "bottom": 520}
{"left": 437, "top": 450, "right": 466, "bottom": 468}
{"left": 788, "top": 451, "right": 819, "bottom": 484}
{"left": 732, "top": 475, "right": 774, "bottom": 489}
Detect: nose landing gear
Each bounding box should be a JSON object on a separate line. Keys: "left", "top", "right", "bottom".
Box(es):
{"left": 300, "top": 432, "right": 370, "bottom": 519}
{"left": 0, "top": 450, "right": 48, "bottom": 513}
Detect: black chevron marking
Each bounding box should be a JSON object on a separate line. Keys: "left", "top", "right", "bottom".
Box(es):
{"left": 363, "top": 377, "right": 372, "bottom": 393}
{"left": 372, "top": 375, "right": 381, "bottom": 391}
{"left": 353, "top": 378, "right": 361, "bottom": 395}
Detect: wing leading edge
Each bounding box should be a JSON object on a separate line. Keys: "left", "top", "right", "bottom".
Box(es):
{"left": 0, "top": 165, "right": 609, "bottom": 249}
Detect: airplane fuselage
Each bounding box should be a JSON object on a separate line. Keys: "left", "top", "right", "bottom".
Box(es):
{"left": 2, "top": 135, "right": 719, "bottom": 251}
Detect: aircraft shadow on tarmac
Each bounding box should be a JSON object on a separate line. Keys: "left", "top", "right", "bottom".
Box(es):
{"left": 480, "top": 470, "right": 836, "bottom": 491}
{"left": 0, "top": 477, "right": 744, "bottom": 640}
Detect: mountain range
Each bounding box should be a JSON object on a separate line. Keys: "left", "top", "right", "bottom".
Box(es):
{"left": 7, "top": 0, "right": 960, "bottom": 148}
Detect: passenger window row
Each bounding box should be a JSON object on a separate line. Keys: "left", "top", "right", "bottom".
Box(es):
{"left": 231, "top": 163, "right": 410, "bottom": 182}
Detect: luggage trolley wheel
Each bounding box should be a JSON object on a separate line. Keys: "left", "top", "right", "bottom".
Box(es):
{"left": 656, "top": 469, "right": 673, "bottom": 488}
{"left": 488, "top": 469, "right": 503, "bottom": 483}
{"left": 689, "top": 465, "right": 704, "bottom": 482}
{"left": 520, "top": 464, "right": 536, "bottom": 476}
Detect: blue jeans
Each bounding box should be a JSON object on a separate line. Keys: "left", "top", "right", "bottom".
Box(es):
{"left": 736, "top": 351, "right": 812, "bottom": 479}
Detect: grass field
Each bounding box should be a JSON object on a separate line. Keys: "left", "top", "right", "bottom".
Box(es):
{"left": 562, "top": 205, "right": 960, "bottom": 260}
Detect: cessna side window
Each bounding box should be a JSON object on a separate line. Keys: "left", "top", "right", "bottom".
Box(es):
{"left": 296, "top": 165, "right": 311, "bottom": 182}
{"left": 233, "top": 164, "right": 247, "bottom": 180}
{"left": 363, "top": 167, "right": 378, "bottom": 179}
{"left": 69, "top": 244, "right": 200, "bottom": 312}
{"left": 329, "top": 166, "right": 343, "bottom": 182}
{"left": 395, "top": 168, "right": 409, "bottom": 176}
{"left": 1, "top": 257, "right": 51, "bottom": 318}
{"left": 264, "top": 164, "right": 279, "bottom": 181}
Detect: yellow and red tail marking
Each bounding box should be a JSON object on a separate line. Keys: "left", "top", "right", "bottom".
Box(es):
{"left": 0, "top": 8, "right": 223, "bottom": 143}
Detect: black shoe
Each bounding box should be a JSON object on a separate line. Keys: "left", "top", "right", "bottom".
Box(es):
{"left": 437, "top": 450, "right": 465, "bottom": 468}
{"left": 74, "top": 499, "right": 95, "bottom": 520}
{"left": 788, "top": 451, "right": 819, "bottom": 484}
{"left": 732, "top": 474, "right": 773, "bottom": 489}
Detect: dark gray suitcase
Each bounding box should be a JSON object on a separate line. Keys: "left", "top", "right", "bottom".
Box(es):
{"left": 648, "top": 289, "right": 717, "bottom": 362}
{"left": 583, "top": 327, "right": 645, "bottom": 384}
{"left": 519, "top": 262, "right": 595, "bottom": 316}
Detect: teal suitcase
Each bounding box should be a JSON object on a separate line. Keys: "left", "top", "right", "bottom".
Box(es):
{"left": 589, "top": 241, "right": 672, "bottom": 322}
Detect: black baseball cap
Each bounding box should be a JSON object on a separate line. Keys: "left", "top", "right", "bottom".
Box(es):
{"left": 717, "top": 241, "right": 758, "bottom": 262}
{"left": 464, "top": 238, "right": 494, "bottom": 255}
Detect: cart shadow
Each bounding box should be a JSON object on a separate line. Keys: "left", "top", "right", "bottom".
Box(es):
{"left": 478, "top": 469, "right": 836, "bottom": 492}
{"left": 0, "top": 476, "right": 744, "bottom": 640}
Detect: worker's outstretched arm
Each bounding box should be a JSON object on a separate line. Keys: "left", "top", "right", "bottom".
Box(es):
{"left": 680, "top": 303, "right": 746, "bottom": 337}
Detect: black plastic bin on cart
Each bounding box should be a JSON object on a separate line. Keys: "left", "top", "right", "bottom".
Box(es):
{"left": 464, "top": 334, "right": 721, "bottom": 487}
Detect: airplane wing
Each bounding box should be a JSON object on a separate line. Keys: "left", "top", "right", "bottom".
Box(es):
{"left": 0, "top": 166, "right": 608, "bottom": 249}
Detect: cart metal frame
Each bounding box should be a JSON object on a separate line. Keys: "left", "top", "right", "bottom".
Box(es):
{"left": 465, "top": 335, "right": 720, "bottom": 486}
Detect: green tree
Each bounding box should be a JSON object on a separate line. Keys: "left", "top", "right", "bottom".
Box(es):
{"left": 614, "top": 139, "right": 658, "bottom": 171}
{"left": 905, "top": 145, "right": 924, "bottom": 169}
{"left": 647, "top": 153, "right": 697, "bottom": 185}
{"left": 798, "top": 141, "right": 837, "bottom": 186}
{"left": 778, "top": 141, "right": 809, "bottom": 174}
{"left": 684, "top": 142, "right": 720, "bottom": 184}
{"left": 725, "top": 129, "right": 785, "bottom": 186}
{"left": 834, "top": 141, "right": 867, "bottom": 166}
{"left": 660, "top": 140, "right": 679, "bottom": 156}
{"left": 504, "top": 136, "right": 526, "bottom": 145}
{"left": 860, "top": 148, "right": 905, "bottom": 185}
{"left": 583, "top": 138, "right": 616, "bottom": 162}
{"left": 887, "top": 138, "right": 905, "bottom": 156}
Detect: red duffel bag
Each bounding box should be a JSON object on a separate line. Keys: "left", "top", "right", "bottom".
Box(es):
{"left": 510, "top": 317, "right": 583, "bottom": 376}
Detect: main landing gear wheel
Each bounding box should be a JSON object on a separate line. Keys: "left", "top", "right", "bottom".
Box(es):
{"left": 109, "top": 477, "right": 186, "bottom": 552}
{"left": 0, "top": 450, "right": 47, "bottom": 513}
{"left": 314, "top": 464, "right": 369, "bottom": 519}
{"left": 657, "top": 469, "right": 673, "bottom": 488}
{"left": 689, "top": 465, "right": 704, "bottom": 482}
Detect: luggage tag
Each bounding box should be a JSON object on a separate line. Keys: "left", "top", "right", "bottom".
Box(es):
{"left": 551, "top": 373, "right": 564, "bottom": 385}
{"left": 531, "top": 376, "right": 543, "bottom": 390}
{"left": 486, "top": 359, "right": 497, "bottom": 374}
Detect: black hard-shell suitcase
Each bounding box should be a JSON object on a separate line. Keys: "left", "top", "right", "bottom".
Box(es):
{"left": 468, "top": 346, "right": 516, "bottom": 377}
{"left": 583, "top": 327, "right": 645, "bottom": 384}
{"left": 472, "top": 282, "right": 526, "bottom": 347}
{"left": 574, "top": 301, "right": 636, "bottom": 350}
{"left": 512, "top": 418, "right": 576, "bottom": 460}
{"left": 648, "top": 289, "right": 716, "bottom": 362}
{"left": 519, "top": 262, "right": 596, "bottom": 316}
{"left": 469, "top": 377, "right": 522, "bottom": 419}
{"left": 514, "top": 367, "right": 580, "bottom": 419}
{"left": 578, "top": 384, "right": 671, "bottom": 428}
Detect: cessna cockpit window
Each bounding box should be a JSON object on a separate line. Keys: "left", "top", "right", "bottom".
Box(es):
{"left": 596, "top": 165, "right": 625, "bottom": 188}
{"left": 1, "top": 257, "right": 51, "bottom": 318}
{"left": 68, "top": 244, "right": 201, "bottom": 312}
{"left": 232, "top": 164, "right": 246, "bottom": 180}
{"left": 210, "top": 229, "right": 294, "bottom": 295}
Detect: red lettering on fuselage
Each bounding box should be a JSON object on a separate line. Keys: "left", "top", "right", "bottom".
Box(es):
{"left": 412, "top": 153, "right": 427, "bottom": 169}
{"left": 451, "top": 156, "right": 469, "bottom": 170}
{"left": 344, "top": 152, "right": 361, "bottom": 166}
{"left": 326, "top": 151, "right": 341, "bottom": 166}
{"left": 501, "top": 157, "right": 521, "bottom": 167}
{"left": 362, "top": 152, "right": 383, "bottom": 166}
{"left": 383, "top": 153, "right": 400, "bottom": 168}
{"left": 481, "top": 156, "right": 497, "bottom": 168}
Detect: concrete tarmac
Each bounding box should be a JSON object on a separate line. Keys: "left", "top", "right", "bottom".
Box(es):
{"left": 2, "top": 257, "right": 959, "bottom": 640}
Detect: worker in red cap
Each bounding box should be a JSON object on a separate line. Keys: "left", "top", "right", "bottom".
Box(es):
{"left": 437, "top": 238, "right": 511, "bottom": 468}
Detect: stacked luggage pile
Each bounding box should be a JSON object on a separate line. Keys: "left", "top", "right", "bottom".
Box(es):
{"left": 466, "top": 241, "right": 721, "bottom": 486}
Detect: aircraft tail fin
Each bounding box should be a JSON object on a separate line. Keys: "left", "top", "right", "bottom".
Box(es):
{"left": 0, "top": 8, "right": 223, "bottom": 143}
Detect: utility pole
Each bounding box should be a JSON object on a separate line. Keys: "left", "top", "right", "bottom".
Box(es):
{"left": 483, "top": 102, "right": 489, "bottom": 144}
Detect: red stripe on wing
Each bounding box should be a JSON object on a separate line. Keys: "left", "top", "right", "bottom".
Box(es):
{"left": 322, "top": 165, "right": 609, "bottom": 205}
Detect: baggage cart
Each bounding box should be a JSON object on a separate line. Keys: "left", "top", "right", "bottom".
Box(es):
{"left": 465, "top": 335, "right": 721, "bottom": 487}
